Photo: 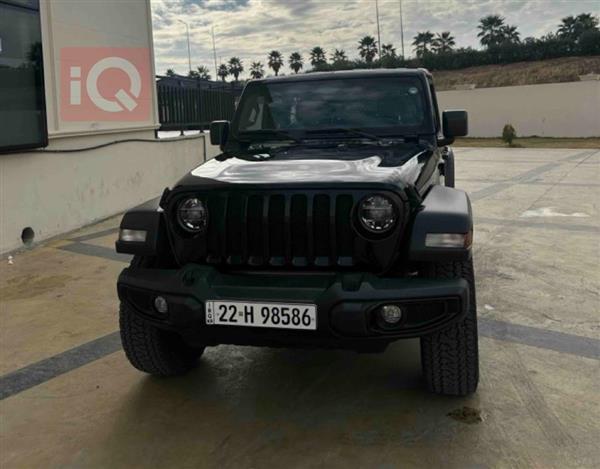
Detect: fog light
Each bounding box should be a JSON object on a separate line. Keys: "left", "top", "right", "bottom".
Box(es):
{"left": 119, "top": 229, "right": 147, "bottom": 243}
{"left": 154, "top": 296, "right": 168, "bottom": 314}
{"left": 379, "top": 304, "right": 403, "bottom": 324}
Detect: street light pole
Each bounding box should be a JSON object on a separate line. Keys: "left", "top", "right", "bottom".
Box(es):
{"left": 178, "top": 19, "right": 192, "bottom": 74}
{"left": 399, "top": 0, "right": 405, "bottom": 59}
{"left": 375, "top": 0, "right": 382, "bottom": 62}
{"left": 212, "top": 26, "right": 218, "bottom": 80}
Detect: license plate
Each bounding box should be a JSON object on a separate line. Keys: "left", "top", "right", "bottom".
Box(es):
{"left": 205, "top": 300, "right": 317, "bottom": 330}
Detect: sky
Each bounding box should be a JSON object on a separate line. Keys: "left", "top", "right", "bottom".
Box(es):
{"left": 151, "top": 0, "right": 600, "bottom": 78}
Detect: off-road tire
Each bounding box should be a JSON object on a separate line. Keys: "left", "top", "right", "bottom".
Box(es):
{"left": 420, "top": 258, "right": 479, "bottom": 396}
{"left": 119, "top": 256, "right": 204, "bottom": 376}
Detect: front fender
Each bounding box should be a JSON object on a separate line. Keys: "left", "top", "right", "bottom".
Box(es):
{"left": 115, "top": 197, "right": 167, "bottom": 257}
{"left": 408, "top": 185, "right": 473, "bottom": 262}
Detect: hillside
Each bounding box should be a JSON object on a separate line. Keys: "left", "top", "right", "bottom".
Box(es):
{"left": 432, "top": 56, "right": 600, "bottom": 90}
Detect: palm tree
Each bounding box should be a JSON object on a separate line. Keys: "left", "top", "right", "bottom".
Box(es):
{"left": 358, "top": 36, "right": 378, "bottom": 63}
{"left": 381, "top": 43, "right": 397, "bottom": 58}
{"left": 558, "top": 13, "right": 599, "bottom": 41}
{"left": 196, "top": 65, "right": 211, "bottom": 80}
{"left": 477, "top": 15, "right": 506, "bottom": 48}
{"left": 557, "top": 15, "right": 578, "bottom": 40}
{"left": 331, "top": 49, "right": 348, "bottom": 63}
{"left": 227, "top": 57, "right": 244, "bottom": 82}
{"left": 249, "top": 62, "right": 265, "bottom": 79}
{"left": 412, "top": 31, "right": 435, "bottom": 57}
{"left": 217, "top": 64, "right": 229, "bottom": 82}
{"left": 187, "top": 70, "right": 199, "bottom": 78}
{"left": 575, "top": 13, "right": 599, "bottom": 31}
{"left": 288, "top": 52, "right": 304, "bottom": 74}
{"left": 165, "top": 69, "right": 176, "bottom": 77}
{"left": 501, "top": 25, "right": 520, "bottom": 44}
{"left": 267, "top": 50, "right": 284, "bottom": 76}
{"left": 432, "top": 32, "right": 456, "bottom": 54}
{"left": 309, "top": 46, "right": 327, "bottom": 67}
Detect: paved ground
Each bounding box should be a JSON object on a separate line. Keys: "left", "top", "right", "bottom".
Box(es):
{"left": 1, "top": 148, "right": 599, "bottom": 468}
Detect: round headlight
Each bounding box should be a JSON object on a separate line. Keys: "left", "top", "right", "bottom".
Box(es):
{"left": 358, "top": 195, "right": 397, "bottom": 233}
{"left": 177, "top": 198, "right": 208, "bottom": 233}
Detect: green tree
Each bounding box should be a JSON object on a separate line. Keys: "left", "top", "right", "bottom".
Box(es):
{"left": 558, "top": 15, "right": 579, "bottom": 41}
{"left": 412, "top": 31, "right": 435, "bottom": 57}
{"left": 579, "top": 29, "right": 600, "bottom": 54}
{"left": 267, "top": 50, "right": 284, "bottom": 76}
{"left": 432, "top": 32, "right": 456, "bottom": 54}
{"left": 574, "top": 13, "right": 599, "bottom": 31}
{"left": 309, "top": 46, "right": 327, "bottom": 67}
{"left": 196, "top": 66, "right": 211, "bottom": 80}
{"left": 288, "top": 52, "right": 304, "bottom": 74}
{"left": 165, "top": 69, "right": 177, "bottom": 77}
{"left": 477, "top": 15, "right": 506, "bottom": 47}
{"left": 227, "top": 57, "right": 244, "bottom": 81}
{"left": 558, "top": 13, "right": 599, "bottom": 42}
{"left": 249, "top": 61, "right": 265, "bottom": 79}
{"left": 217, "top": 64, "right": 229, "bottom": 82}
{"left": 501, "top": 25, "right": 520, "bottom": 44}
{"left": 381, "top": 43, "right": 397, "bottom": 58}
{"left": 187, "top": 69, "right": 199, "bottom": 78}
{"left": 358, "top": 36, "right": 378, "bottom": 63}
{"left": 331, "top": 49, "right": 348, "bottom": 63}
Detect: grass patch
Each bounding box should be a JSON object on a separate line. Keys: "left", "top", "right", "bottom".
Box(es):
{"left": 454, "top": 137, "right": 600, "bottom": 149}
{"left": 434, "top": 56, "right": 600, "bottom": 90}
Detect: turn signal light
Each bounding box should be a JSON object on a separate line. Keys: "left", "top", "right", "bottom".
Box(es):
{"left": 425, "top": 232, "right": 472, "bottom": 249}
{"left": 119, "top": 229, "right": 147, "bottom": 243}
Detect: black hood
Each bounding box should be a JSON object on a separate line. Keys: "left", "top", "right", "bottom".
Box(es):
{"left": 175, "top": 143, "right": 436, "bottom": 190}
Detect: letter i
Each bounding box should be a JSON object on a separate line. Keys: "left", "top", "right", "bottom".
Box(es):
{"left": 70, "top": 66, "right": 81, "bottom": 105}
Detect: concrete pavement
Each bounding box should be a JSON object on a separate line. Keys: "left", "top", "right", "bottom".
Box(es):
{"left": 1, "top": 147, "right": 599, "bottom": 468}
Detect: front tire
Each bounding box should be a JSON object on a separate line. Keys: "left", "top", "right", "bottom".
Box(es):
{"left": 119, "top": 256, "right": 204, "bottom": 376}
{"left": 420, "top": 258, "right": 479, "bottom": 396}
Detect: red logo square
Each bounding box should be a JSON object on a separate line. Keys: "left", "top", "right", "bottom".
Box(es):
{"left": 60, "top": 47, "right": 152, "bottom": 122}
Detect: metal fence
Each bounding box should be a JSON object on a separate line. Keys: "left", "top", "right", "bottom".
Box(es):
{"left": 156, "top": 79, "right": 238, "bottom": 131}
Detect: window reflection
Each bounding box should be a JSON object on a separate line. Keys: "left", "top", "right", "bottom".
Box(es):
{"left": 0, "top": 0, "right": 47, "bottom": 151}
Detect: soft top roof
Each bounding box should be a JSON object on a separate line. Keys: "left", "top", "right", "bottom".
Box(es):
{"left": 254, "top": 68, "right": 432, "bottom": 84}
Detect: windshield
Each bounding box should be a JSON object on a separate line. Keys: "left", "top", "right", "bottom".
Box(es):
{"left": 233, "top": 76, "right": 432, "bottom": 140}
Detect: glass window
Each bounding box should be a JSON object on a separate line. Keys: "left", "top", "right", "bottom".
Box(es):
{"left": 235, "top": 76, "right": 431, "bottom": 137}
{"left": 0, "top": 0, "right": 48, "bottom": 151}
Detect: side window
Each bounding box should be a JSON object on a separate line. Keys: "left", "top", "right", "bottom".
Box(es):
{"left": 0, "top": 0, "right": 48, "bottom": 152}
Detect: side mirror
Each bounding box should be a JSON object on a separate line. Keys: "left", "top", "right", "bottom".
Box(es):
{"left": 442, "top": 110, "right": 468, "bottom": 142}
{"left": 209, "top": 120, "right": 230, "bottom": 150}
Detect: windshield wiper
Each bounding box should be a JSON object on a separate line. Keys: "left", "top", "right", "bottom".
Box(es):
{"left": 305, "top": 128, "right": 382, "bottom": 141}
{"left": 238, "top": 129, "right": 301, "bottom": 143}
{"left": 305, "top": 128, "right": 408, "bottom": 146}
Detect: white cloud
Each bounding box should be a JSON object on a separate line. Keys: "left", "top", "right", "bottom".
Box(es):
{"left": 151, "top": 0, "right": 600, "bottom": 78}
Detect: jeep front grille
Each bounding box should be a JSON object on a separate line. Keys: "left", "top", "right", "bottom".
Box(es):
{"left": 204, "top": 191, "right": 357, "bottom": 268}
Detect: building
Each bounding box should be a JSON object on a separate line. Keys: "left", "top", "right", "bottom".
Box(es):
{"left": 0, "top": 0, "right": 217, "bottom": 253}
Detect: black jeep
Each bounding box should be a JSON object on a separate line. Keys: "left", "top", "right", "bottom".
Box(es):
{"left": 116, "top": 69, "right": 478, "bottom": 396}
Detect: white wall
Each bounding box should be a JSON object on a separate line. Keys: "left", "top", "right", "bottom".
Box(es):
{"left": 437, "top": 81, "right": 600, "bottom": 138}
{"left": 0, "top": 132, "right": 208, "bottom": 253}
{"left": 0, "top": 0, "right": 223, "bottom": 254}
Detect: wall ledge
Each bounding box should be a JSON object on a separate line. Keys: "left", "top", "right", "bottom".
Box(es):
{"left": 48, "top": 124, "right": 160, "bottom": 140}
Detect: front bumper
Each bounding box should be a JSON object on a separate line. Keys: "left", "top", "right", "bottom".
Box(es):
{"left": 117, "top": 265, "right": 469, "bottom": 352}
